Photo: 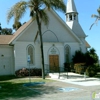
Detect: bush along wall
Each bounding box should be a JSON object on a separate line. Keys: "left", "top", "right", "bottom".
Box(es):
{"left": 72, "top": 48, "right": 99, "bottom": 76}
{"left": 86, "top": 65, "right": 97, "bottom": 77}
{"left": 15, "top": 68, "right": 42, "bottom": 77}
{"left": 74, "top": 63, "right": 86, "bottom": 74}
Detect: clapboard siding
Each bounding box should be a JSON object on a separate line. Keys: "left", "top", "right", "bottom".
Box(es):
{"left": 0, "top": 45, "right": 14, "bottom": 75}
{"left": 14, "top": 42, "right": 41, "bottom": 71}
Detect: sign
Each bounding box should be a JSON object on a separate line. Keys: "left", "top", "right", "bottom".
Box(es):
{"left": 27, "top": 55, "right": 31, "bottom": 62}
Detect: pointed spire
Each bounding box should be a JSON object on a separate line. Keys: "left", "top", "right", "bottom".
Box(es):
{"left": 66, "top": 0, "right": 77, "bottom": 13}
{"left": 66, "top": 0, "right": 86, "bottom": 38}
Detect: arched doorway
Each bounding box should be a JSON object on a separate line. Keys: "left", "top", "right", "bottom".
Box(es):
{"left": 48, "top": 45, "right": 59, "bottom": 72}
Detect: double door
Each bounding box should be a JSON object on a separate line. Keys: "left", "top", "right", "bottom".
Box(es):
{"left": 49, "top": 55, "right": 59, "bottom": 72}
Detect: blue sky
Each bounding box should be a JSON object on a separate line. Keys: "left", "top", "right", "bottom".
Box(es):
{"left": 0, "top": 0, "right": 100, "bottom": 59}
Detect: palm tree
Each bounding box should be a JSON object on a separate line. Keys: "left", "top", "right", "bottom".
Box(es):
{"left": 13, "top": 21, "right": 22, "bottom": 31}
{"left": 1, "top": 28, "right": 13, "bottom": 35}
{"left": 90, "top": 6, "right": 100, "bottom": 30}
{"left": 7, "top": 0, "right": 66, "bottom": 79}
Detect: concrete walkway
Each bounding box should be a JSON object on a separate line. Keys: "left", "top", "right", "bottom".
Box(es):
{"left": 28, "top": 79, "right": 100, "bottom": 100}
{"left": 31, "top": 72, "right": 100, "bottom": 100}
{"left": 22, "top": 72, "right": 100, "bottom": 100}
{"left": 49, "top": 72, "right": 100, "bottom": 86}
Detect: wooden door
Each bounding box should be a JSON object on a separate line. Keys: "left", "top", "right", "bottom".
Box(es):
{"left": 49, "top": 55, "right": 59, "bottom": 72}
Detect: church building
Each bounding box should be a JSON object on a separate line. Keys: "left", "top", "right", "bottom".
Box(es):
{"left": 0, "top": 0, "right": 90, "bottom": 75}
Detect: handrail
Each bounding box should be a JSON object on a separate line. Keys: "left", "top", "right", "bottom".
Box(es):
{"left": 44, "top": 64, "right": 69, "bottom": 79}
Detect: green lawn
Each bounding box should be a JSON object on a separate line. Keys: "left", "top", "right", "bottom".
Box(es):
{"left": 0, "top": 76, "right": 54, "bottom": 100}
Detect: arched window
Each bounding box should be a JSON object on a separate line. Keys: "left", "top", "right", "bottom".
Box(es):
{"left": 27, "top": 45, "right": 34, "bottom": 64}
{"left": 65, "top": 45, "right": 70, "bottom": 63}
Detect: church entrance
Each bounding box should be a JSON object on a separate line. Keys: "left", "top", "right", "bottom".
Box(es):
{"left": 49, "top": 55, "right": 59, "bottom": 72}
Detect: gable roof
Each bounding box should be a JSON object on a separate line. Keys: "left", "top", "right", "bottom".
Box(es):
{"left": 0, "top": 35, "right": 14, "bottom": 44}
{"left": 85, "top": 40, "right": 91, "bottom": 48}
{"left": 0, "top": 8, "right": 83, "bottom": 45}
{"left": 67, "top": 21, "right": 86, "bottom": 38}
{"left": 9, "top": 19, "right": 33, "bottom": 44}
{"left": 0, "top": 19, "right": 32, "bottom": 45}
{"left": 48, "top": 8, "right": 82, "bottom": 43}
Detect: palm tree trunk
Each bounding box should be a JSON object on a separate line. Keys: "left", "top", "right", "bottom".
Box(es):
{"left": 36, "top": 12, "right": 45, "bottom": 79}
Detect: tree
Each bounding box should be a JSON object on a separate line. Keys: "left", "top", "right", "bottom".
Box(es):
{"left": 90, "top": 6, "right": 100, "bottom": 30}
{"left": 72, "top": 48, "right": 98, "bottom": 66}
{"left": 85, "top": 48, "right": 98, "bottom": 66}
{"left": 0, "top": 23, "right": 13, "bottom": 35}
{"left": 13, "top": 21, "right": 22, "bottom": 31}
{"left": 72, "top": 50, "right": 85, "bottom": 63}
{"left": 2, "top": 28, "right": 13, "bottom": 35}
{"left": 7, "top": 0, "right": 66, "bottom": 79}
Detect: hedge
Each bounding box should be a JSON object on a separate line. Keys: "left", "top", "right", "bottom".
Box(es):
{"left": 15, "top": 68, "right": 42, "bottom": 77}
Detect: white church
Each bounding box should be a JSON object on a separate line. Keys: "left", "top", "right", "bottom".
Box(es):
{"left": 0, "top": 0, "right": 90, "bottom": 75}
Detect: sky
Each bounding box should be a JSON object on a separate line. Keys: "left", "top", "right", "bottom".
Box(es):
{"left": 0, "top": 0, "right": 100, "bottom": 59}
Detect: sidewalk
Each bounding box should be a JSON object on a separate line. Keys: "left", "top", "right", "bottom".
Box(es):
{"left": 29, "top": 76, "right": 100, "bottom": 100}
{"left": 49, "top": 72, "right": 100, "bottom": 86}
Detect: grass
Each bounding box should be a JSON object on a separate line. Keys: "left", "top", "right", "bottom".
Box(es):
{"left": 0, "top": 75, "right": 54, "bottom": 100}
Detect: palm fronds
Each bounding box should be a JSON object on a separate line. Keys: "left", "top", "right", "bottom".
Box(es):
{"left": 90, "top": 7, "right": 100, "bottom": 30}
{"left": 39, "top": 9, "right": 49, "bottom": 25}
{"left": 7, "top": 1, "right": 27, "bottom": 24}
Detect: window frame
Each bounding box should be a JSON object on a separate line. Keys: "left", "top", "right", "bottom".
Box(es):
{"left": 26, "top": 44, "right": 35, "bottom": 65}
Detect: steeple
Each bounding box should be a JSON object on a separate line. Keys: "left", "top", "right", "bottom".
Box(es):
{"left": 66, "top": 0, "right": 86, "bottom": 38}
{"left": 66, "top": 0, "right": 77, "bottom": 13}
{"left": 66, "top": 0, "right": 78, "bottom": 22}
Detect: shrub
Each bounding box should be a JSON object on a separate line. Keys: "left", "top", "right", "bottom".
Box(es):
{"left": 86, "top": 65, "right": 97, "bottom": 77}
{"left": 15, "top": 68, "right": 42, "bottom": 77}
{"left": 72, "top": 48, "right": 98, "bottom": 67}
{"left": 72, "top": 51, "right": 85, "bottom": 63}
{"left": 97, "top": 66, "right": 100, "bottom": 72}
{"left": 74, "top": 63, "right": 86, "bottom": 74}
{"left": 85, "top": 48, "right": 98, "bottom": 66}
{"left": 64, "top": 63, "right": 71, "bottom": 72}
{"left": 94, "top": 63, "right": 100, "bottom": 72}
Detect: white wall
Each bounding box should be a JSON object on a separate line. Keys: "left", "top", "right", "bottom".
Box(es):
{"left": 43, "top": 42, "right": 80, "bottom": 71}
{"left": 0, "top": 45, "right": 14, "bottom": 75}
{"left": 14, "top": 42, "right": 41, "bottom": 71}
{"left": 13, "top": 9, "right": 86, "bottom": 72}
{"left": 42, "top": 9, "right": 80, "bottom": 43}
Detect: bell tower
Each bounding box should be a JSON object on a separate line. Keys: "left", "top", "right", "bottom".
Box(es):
{"left": 66, "top": 0, "right": 86, "bottom": 38}
{"left": 66, "top": 0, "right": 78, "bottom": 22}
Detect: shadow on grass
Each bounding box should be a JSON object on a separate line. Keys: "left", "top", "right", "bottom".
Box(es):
{"left": 0, "top": 75, "right": 17, "bottom": 81}
{"left": 0, "top": 81, "right": 59, "bottom": 100}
